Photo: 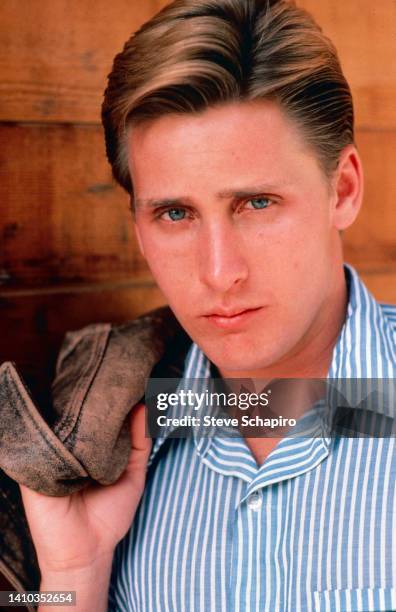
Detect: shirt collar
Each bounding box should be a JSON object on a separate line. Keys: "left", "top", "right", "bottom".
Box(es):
{"left": 328, "top": 263, "right": 396, "bottom": 379}
{"left": 147, "top": 344, "right": 211, "bottom": 466}
{"left": 324, "top": 264, "right": 396, "bottom": 436}
{"left": 148, "top": 264, "right": 396, "bottom": 467}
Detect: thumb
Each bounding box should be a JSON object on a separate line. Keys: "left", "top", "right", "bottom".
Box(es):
{"left": 125, "top": 402, "right": 152, "bottom": 476}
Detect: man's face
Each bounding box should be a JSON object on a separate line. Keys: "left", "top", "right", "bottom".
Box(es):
{"left": 128, "top": 101, "right": 345, "bottom": 376}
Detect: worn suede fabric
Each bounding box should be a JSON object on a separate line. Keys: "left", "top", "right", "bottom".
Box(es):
{"left": 0, "top": 306, "right": 191, "bottom": 601}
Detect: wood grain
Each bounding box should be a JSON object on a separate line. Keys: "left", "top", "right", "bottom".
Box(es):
{"left": 297, "top": 0, "right": 396, "bottom": 129}
{"left": 0, "top": 123, "right": 150, "bottom": 287}
{"left": 0, "top": 283, "right": 166, "bottom": 411}
{"left": 358, "top": 271, "right": 396, "bottom": 305}
{"left": 344, "top": 131, "right": 396, "bottom": 272}
{"left": 0, "top": 0, "right": 169, "bottom": 123}
{"left": 0, "top": 0, "right": 395, "bottom": 127}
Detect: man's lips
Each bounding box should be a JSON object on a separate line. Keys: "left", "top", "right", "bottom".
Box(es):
{"left": 203, "top": 306, "right": 264, "bottom": 329}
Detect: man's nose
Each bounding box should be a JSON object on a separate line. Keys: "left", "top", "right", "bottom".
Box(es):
{"left": 198, "top": 222, "right": 249, "bottom": 292}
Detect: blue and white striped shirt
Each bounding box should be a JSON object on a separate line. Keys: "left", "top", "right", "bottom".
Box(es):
{"left": 109, "top": 265, "right": 396, "bottom": 611}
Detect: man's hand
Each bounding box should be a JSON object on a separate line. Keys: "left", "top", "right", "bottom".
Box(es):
{"left": 19, "top": 402, "right": 151, "bottom": 610}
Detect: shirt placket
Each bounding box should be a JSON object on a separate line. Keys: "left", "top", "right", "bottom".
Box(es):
{"left": 196, "top": 424, "right": 331, "bottom": 611}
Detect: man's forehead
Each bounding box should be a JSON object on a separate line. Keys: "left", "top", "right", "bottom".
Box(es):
{"left": 126, "top": 100, "right": 305, "bottom": 152}
{"left": 127, "top": 101, "right": 328, "bottom": 207}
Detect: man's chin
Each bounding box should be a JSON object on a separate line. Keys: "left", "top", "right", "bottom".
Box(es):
{"left": 182, "top": 321, "right": 292, "bottom": 375}
{"left": 198, "top": 345, "right": 286, "bottom": 379}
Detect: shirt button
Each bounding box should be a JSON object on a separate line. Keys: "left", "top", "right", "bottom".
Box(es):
{"left": 247, "top": 491, "right": 262, "bottom": 511}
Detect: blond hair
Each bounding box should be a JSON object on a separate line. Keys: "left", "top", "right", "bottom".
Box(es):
{"left": 102, "top": 0, "right": 354, "bottom": 194}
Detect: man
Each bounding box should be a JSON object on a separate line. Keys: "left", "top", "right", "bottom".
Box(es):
{"left": 21, "top": 0, "right": 396, "bottom": 610}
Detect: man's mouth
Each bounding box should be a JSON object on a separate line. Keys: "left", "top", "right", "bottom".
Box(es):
{"left": 203, "top": 307, "right": 263, "bottom": 330}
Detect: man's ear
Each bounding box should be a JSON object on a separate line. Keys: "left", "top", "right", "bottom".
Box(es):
{"left": 331, "top": 144, "right": 364, "bottom": 231}
{"left": 130, "top": 196, "right": 146, "bottom": 257}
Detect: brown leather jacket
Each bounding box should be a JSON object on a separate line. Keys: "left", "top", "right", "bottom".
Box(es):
{"left": 0, "top": 306, "right": 191, "bottom": 610}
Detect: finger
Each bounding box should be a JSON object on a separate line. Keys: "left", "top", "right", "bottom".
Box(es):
{"left": 125, "top": 403, "right": 152, "bottom": 475}
{"left": 129, "top": 402, "right": 151, "bottom": 451}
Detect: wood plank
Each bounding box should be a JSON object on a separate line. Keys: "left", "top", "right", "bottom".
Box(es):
{"left": 0, "top": 0, "right": 169, "bottom": 123}
{"left": 0, "top": 283, "right": 166, "bottom": 413}
{"left": 343, "top": 130, "right": 396, "bottom": 272}
{"left": 0, "top": 123, "right": 151, "bottom": 287}
{"left": 0, "top": 0, "right": 394, "bottom": 127}
{"left": 358, "top": 271, "right": 396, "bottom": 305}
{"left": 297, "top": 0, "right": 396, "bottom": 129}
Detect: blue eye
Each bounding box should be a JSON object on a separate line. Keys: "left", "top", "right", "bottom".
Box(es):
{"left": 247, "top": 198, "right": 271, "bottom": 210}
{"left": 164, "top": 208, "right": 186, "bottom": 221}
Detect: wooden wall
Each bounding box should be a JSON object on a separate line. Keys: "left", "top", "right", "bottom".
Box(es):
{"left": 298, "top": 0, "right": 396, "bottom": 299}
{"left": 0, "top": 0, "right": 395, "bottom": 406}
{"left": 0, "top": 0, "right": 169, "bottom": 406}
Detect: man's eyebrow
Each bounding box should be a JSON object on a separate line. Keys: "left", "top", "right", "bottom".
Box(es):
{"left": 134, "top": 197, "right": 190, "bottom": 210}
{"left": 217, "top": 183, "right": 288, "bottom": 199}
{"left": 135, "top": 184, "right": 287, "bottom": 209}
